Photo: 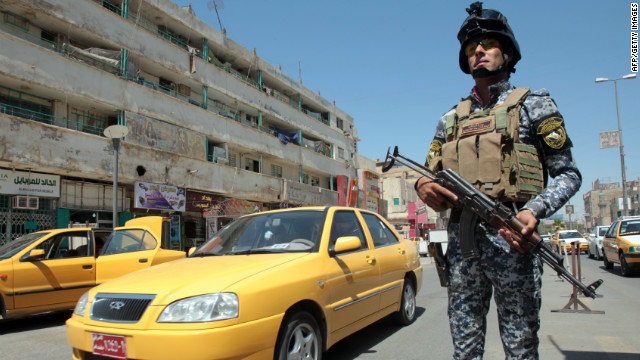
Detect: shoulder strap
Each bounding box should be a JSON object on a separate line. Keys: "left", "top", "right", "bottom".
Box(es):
{"left": 494, "top": 87, "right": 530, "bottom": 136}
{"left": 446, "top": 98, "right": 472, "bottom": 140}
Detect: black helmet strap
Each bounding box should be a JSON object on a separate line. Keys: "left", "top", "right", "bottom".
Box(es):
{"left": 471, "top": 53, "right": 512, "bottom": 79}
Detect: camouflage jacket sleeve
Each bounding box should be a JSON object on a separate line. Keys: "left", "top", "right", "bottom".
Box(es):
{"left": 519, "top": 89, "right": 582, "bottom": 219}
{"left": 424, "top": 110, "right": 452, "bottom": 168}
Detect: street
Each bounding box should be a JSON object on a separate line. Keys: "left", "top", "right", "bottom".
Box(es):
{"left": 1, "top": 254, "right": 639, "bottom": 360}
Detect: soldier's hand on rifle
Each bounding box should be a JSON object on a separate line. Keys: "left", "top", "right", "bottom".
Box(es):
{"left": 415, "top": 176, "right": 458, "bottom": 212}
{"left": 498, "top": 209, "right": 538, "bottom": 253}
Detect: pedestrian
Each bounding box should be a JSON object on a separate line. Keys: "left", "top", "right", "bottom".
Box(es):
{"left": 415, "top": 2, "right": 582, "bottom": 359}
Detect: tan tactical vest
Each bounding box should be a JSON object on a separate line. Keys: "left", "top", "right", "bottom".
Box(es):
{"left": 439, "top": 88, "right": 544, "bottom": 202}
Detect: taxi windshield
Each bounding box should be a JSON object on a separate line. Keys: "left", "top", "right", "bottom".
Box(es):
{"left": 0, "top": 232, "right": 49, "bottom": 260}
{"left": 559, "top": 231, "right": 582, "bottom": 239}
{"left": 620, "top": 221, "right": 640, "bottom": 236}
{"left": 191, "top": 210, "right": 326, "bottom": 256}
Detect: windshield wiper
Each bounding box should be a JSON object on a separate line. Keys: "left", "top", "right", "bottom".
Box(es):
{"left": 191, "top": 252, "right": 224, "bottom": 257}
{"left": 229, "top": 249, "right": 285, "bottom": 255}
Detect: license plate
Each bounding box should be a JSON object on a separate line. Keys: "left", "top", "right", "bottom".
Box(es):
{"left": 92, "top": 333, "right": 127, "bottom": 360}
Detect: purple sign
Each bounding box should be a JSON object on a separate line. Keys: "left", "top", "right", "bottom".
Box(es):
{"left": 135, "top": 181, "right": 186, "bottom": 211}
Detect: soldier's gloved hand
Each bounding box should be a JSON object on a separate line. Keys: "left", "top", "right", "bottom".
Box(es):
{"left": 498, "top": 210, "right": 538, "bottom": 253}
{"left": 415, "top": 176, "right": 458, "bottom": 212}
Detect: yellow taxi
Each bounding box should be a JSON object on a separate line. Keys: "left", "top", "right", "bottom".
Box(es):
{"left": 550, "top": 230, "right": 587, "bottom": 254}
{"left": 0, "top": 217, "right": 185, "bottom": 320}
{"left": 410, "top": 236, "right": 425, "bottom": 246}
{"left": 602, "top": 216, "right": 640, "bottom": 277}
{"left": 66, "top": 207, "right": 422, "bottom": 360}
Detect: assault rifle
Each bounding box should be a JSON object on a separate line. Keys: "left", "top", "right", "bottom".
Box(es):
{"left": 382, "top": 146, "right": 603, "bottom": 299}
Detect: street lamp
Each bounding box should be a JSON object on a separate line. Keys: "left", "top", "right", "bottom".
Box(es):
{"left": 595, "top": 73, "right": 636, "bottom": 217}
{"left": 104, "top": 125, "right": 129, "bottom": 228}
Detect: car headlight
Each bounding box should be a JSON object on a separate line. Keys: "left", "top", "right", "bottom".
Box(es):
{"left": 157, "top": 293, "right": 239, "bottom": 323}
{"left": 629, "top": 246, "right": 639, "bottom": 253}
{"left": 74, "top": 291, "right": 89, "bottom": 317}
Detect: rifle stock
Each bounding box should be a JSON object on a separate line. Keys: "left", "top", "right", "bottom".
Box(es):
{"left": 383, "top": 146, "right": 603, "bottom": 298}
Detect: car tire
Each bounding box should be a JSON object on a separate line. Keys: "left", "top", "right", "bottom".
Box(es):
{"left": 392, "top": 279, "right": 417, "bottom": 325}
{"left": 603, "top": 253, "right": 614, "bottom": 270}
{"left": 620, "top": 253, "right": 634, "bottom": 277}
{"left": 275, "top": 311, "right": 322, "bottom": 360}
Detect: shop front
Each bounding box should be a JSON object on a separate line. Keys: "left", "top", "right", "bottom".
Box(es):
{"left": 0, "top": 168, "right": 59, "bottom": 245}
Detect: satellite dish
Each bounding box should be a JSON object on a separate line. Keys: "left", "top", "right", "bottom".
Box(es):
{"left": 103, "top": 125, "right": 129, "bottom": 138}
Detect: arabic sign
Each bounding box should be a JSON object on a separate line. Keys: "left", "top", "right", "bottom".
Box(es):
{"left": 0, "top": 169, "right": 60, "bottom": 197}
{"left": 134, "top": 181, "right": 186, "bottom": 211}
{"left": 186, "top": 191, "right": 223, "bottom": 212}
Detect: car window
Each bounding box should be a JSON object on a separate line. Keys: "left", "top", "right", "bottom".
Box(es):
{"left": 330, "top": 211, "right": 366, "bottom": 250}
{"left": 0, "top": 232, "right": 48, "bottom": 260}
{"left": 559, "top": 231, "right": 581, "bottom": 239}
{"left": 102, "top": 230, "right": 157, "bottom": 255}
{"left": 192, "top": 210, "right": 326, "bottom": 255}
{"left": 620, "top": 220, "right": 640, "bottom": 236}
{"left": 605, "top": 222, "right": 620, "bottom": 238}
{"left": 34, "top": 232, "right": 91, "bottom": 259}
{"left": 598, "top": 227, "right": 610, "bottom": 237}
{"left": 362, "top": 213, "right": 400, "bottom": 248}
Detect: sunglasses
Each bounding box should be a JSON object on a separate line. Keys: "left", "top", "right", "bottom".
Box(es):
{"left": 464, "top": 38, "right": 501, "bottom": 56}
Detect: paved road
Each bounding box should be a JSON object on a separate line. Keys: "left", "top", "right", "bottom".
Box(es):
{"left": 2, "top": 254, "right": 639, "bottom": 359}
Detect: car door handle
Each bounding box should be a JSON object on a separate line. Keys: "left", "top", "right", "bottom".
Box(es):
{"left": 366, "top": 255, "right": 376, "bottom": 264}
{"left": 82, "top": 265, "right": 93, "bottom": 269}
{"left": 138, "top": 258, "right": 148, "bottom": 263}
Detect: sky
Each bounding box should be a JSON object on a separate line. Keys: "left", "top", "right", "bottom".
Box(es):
{"left": 172, "top": 0, "right": 639, "bottom": 220}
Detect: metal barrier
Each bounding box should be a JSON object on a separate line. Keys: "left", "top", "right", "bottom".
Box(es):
{"left": 552, "top": 241, "right": 605, "bottom": 314}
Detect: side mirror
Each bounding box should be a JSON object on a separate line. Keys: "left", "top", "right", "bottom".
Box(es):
{"left": 22, "top": 248, "right": 45, "bottom": 262}
{"left": 333, "top": 236, "right": 362, "bottom": 255}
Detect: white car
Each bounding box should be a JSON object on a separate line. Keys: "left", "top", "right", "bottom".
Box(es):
{"left": 587, "top": 225, "right": 610, "bottom": 260}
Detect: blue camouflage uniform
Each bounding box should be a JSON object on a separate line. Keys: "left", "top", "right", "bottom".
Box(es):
{"left": 425, "top": 79, "right": 581, "bottom": 359}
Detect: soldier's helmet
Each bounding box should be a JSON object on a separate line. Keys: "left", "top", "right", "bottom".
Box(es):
{"left": 457, "top": 2, "right": 521, "bottom": 74}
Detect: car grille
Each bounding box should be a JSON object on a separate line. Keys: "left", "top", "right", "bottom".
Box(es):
{"left": 90, "top": 293, "right": 156, "bottom": 323}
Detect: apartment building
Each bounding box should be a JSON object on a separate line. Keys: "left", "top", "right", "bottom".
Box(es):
{"left": 374, "top": 160, "right": 440, "bottom": 238}
{"left": 583, "top": 178, "right": 640, "bottom": 229}
{"left": 0, "top": 0, "right": 376, "bottom": 248}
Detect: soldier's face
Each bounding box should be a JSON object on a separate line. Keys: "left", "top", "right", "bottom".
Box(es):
{"left": 466, "top": 37, "right": 506, "bottom": 73}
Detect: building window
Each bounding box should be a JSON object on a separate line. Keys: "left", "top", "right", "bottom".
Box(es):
{"left": 3, "top": 12, "right": 29, "bottom": 32}
{"left": 338, "top": 147, "right": 345, "bottom": 160}
{"left": 271, "top": 164, "right": 282, "bottom": 178}
{"left": 393, "top": 198, "right": 400, "bottom": 205}
{"left": 246, "top": 158, "right": 260, "bottom": 173}
{"left": 302, "top": 173, "right": 309, "bottom": 184}
{"left": 229, "top": 154, "right": 237, "bottom": 168}
{"left": 337, "top": 117, "right": 344, "bottom": 130}
{"left": 311, "top": 176, "right": 320, "bottom": 187}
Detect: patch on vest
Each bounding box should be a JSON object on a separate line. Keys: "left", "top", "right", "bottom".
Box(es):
{"left": 537, "top": 116, "right": 566, "bottom": 149}
{"left": 426, "top": 139, "right": 442, "bottom": 166}
{"left": 460, "top": 119, "right": 494, "bottom": 136}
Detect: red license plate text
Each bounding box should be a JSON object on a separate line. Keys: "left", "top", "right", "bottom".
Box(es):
{"left": 92, "top": 333, "right": 127, "bottom": 359}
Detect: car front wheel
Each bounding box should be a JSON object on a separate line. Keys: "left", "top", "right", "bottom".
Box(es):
{"left": 392, "top": 279, "right": 417, "bottom": 325}
{"left": 275, "top": 311, "right": 322, "bottom": 360}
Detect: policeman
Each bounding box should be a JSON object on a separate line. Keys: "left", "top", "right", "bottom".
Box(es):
{"left": 415, "top": 2, "right": 581, "bottom": 359}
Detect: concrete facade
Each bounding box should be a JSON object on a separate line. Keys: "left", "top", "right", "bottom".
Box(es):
{"left": 583, "top": 179, "right": 640, "bottom": 229}
{"left": 0, "top": 0, "right": 376, "bottom": 246}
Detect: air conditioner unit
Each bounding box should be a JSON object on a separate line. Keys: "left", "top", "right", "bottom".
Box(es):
{"left": 12, "top": 196, "right": 39, "bottom": 210}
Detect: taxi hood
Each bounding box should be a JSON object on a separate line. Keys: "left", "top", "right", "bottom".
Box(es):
{"left": 91, "top": 253, "right": 311, "bottom": 305}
